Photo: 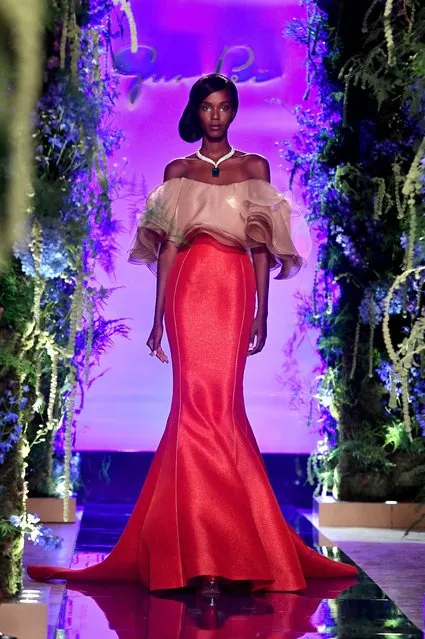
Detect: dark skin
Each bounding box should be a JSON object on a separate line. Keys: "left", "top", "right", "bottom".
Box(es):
{"left": 147, "top": 88, "right": 271, "bottom": 364}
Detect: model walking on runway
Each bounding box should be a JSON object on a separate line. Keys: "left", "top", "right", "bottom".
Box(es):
{"left": 28, "top": 73, "right": 358, "bottom": 597}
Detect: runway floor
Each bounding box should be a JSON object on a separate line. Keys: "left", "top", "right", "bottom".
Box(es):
{"left": 52, "top": 502, "right": 423, "bottom": 638}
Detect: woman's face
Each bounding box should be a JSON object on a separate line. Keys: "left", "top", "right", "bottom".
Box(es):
{"left": 197, "top": 89, "right": 236, "bottom": 139}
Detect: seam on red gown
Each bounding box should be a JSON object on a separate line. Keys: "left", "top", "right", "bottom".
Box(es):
{"left": 232, "top": 254, "right": 247, "bottom": 465}
{"left": 172, "top": 243, "right": 195, "bottom": 586}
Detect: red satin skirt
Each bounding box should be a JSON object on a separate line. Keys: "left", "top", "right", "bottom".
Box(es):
{"left": 28, "top": 234, "right": 358, "bottom": 591}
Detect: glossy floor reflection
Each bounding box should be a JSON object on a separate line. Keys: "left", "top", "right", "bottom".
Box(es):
{"left": 55, "top": 574, "right": 422, "bottom": 638}
{"left": 53, "top": 504, "right": 423, "bottom": 638}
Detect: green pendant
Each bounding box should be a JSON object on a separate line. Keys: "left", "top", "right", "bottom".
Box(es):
{"left": 212, "top": 166, "right": 220, "bottom": 177}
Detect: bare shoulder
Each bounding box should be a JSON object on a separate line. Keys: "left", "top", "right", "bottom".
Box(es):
{"left": 163, "top": 158, "right": 189, "bottom": 182}
{"left": 240, "top": 152, "right": 271, "bottom": 182}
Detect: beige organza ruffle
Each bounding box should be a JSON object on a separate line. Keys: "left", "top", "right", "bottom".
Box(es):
{"left": 127, "top": 177, "right": 307, "bottom": 280}
{"left": 127, "top": 179, "right": 185, "bottom": 275}
{"left": 239, "top": 180, "right": 306, "bottom": 280}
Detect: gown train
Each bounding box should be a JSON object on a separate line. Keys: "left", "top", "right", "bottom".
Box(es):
{"left": 28, "top": 234, "right": 358, "bottom": 591}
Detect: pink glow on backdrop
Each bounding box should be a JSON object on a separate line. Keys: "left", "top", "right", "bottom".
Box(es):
{"left": 76, "top": 0, "right": 321, "bottom": 453}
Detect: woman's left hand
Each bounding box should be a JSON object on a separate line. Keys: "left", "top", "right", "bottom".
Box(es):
{"left": 248, "top": 314, "right": 267, "bottom": 356}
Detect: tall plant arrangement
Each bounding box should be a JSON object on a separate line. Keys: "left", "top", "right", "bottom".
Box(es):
{"left": 0, "top": 0, "right": 133, "bottom": 597}
{"left": 283, "top": 0, "right": 425, "bottom": 502}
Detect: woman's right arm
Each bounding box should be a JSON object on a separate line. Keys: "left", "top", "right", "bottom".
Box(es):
{"left": 146, "top": 160, "right": 186, "bottom": 363}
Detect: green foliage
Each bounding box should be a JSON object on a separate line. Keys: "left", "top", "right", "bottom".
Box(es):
{"left": 289, "top": 0, "right": 425, "bottom": 504}
{"left": 0, "top": 0, "right": 124, "bottom": 597}
{"left": 384, "top": 421, "right": 411, "bottom": 452}
{"left": 0, "top": 437, "right": 25, "bottom": 597}
{"left": 0, "top": 259, "right": 35, "bottom": 333}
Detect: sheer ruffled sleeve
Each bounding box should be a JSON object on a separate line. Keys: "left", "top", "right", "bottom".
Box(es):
{"left": 127, "top": 179, "right": 184, "bottom": 275}
{"left": 240, "top": 180, "right": 307, "bottom": 280}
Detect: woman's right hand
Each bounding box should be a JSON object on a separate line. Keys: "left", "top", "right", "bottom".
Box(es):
{"left": 146, "top": 321, "right": 169, "bottom": 363}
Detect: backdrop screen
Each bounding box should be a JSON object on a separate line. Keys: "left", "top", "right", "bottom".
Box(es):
{"left": 76, "top": 0, "right": 321, "bottom": 453}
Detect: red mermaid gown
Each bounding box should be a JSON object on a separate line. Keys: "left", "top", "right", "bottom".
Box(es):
{"left": 28, "top": 229, "right": 358, "bottom": 591}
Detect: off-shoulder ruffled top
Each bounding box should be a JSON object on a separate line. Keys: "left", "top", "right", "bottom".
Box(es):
{"left": 127, "top": 177, "right": 306, "bottom": 280}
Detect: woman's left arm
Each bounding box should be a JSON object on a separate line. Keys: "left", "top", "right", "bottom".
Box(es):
{"left": 247, "top": 155, "right": 271, "bottom": 356}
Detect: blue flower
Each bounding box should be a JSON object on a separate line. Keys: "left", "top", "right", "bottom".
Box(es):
{"left": 9, "top": 515, "right": 21, "bottom": 527}
{"left": 376, "top": 361, "right": 395, "bottom": 392}
{"left": 3, "top": 412, "right": 19, "bottom": 423}
{"left": 13, "top": 226, "right": 69, "bottom": 279}
{"left": 359, "top": 283, "right": 405, "bottom": 324}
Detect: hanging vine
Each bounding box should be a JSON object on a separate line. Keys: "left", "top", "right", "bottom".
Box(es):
{"left": 0, "top": 0, "right": 44, "bottom": 268}
{"left": 283, "top": 0, "right": 425, "bottom": 501}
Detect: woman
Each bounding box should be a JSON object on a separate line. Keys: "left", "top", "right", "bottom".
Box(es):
{"left": 28, "top": 73, "right": 358, "bottom": 597}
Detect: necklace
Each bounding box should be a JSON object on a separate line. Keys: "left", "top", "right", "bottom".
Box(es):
{"left": 196, "top": 146, "right": 235, "bottom": 177}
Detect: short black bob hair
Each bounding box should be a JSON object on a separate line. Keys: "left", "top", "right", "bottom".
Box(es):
{"left": 178, "top": 74, "right": 239, "bottom": 143}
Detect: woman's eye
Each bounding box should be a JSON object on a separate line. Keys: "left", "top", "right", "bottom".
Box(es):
{"left": 201, "top": 104, "right": 231, "bottom": 112}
